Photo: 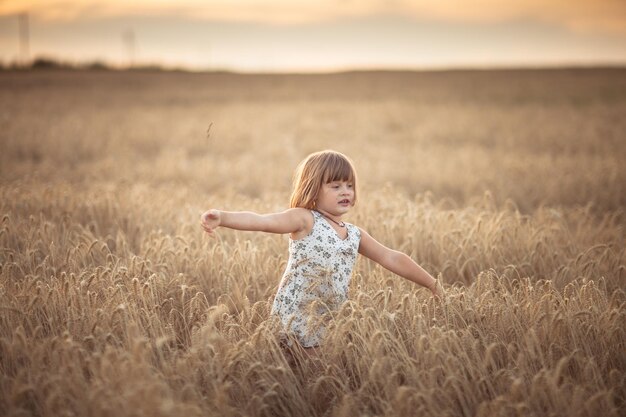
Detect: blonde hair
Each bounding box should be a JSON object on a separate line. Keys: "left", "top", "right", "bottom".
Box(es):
{"left": 289, "top": 150, "right": 357, "bottom": 209}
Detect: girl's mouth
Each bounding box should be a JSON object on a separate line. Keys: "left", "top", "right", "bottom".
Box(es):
{"left": 339, "top": 199, "right": 350, "bottom": 205}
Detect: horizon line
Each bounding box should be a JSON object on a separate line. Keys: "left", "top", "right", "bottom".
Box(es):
{"left": 3, "top": 55, "right": 626, "bottom": 75}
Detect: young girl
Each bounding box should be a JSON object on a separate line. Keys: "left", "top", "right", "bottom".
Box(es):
{"left": 200, "top": 150, "right": 441, "bottom": 356}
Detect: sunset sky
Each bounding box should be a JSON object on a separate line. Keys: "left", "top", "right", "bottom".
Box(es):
{"left": 1, "top": 0, "right": 625, "bottom": 71}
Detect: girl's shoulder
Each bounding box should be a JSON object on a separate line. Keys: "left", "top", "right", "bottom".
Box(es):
{"left": 290, "top": 207, "right": 316, "bottom": 221}
{"left": 288, "top": 208, "right": 315, "bottom": 241}
{"left": 347, "top": 222, "right": 362, "bottom": 239}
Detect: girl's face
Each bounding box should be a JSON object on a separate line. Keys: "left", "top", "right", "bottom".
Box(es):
{"left": 316, "top": 180, "right": 354, "bottom": 216}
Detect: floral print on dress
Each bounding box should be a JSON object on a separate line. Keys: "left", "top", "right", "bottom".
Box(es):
{"left": 270, "top": 210, "right": 361, "bottom": 347}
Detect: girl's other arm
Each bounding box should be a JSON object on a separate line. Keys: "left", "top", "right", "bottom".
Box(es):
{"left": 200, "top": 208, "right": 310, "bottom": 236}
{"left": 358, "top": 228, "right": 441, "bottom": 297}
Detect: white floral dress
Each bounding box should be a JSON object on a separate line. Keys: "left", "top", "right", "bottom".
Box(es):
{"left": 270, "top": 210, "right": 361, "bottom": 347}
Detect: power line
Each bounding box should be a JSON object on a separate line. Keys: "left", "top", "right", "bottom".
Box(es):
{"left": 18, "top": 12, "right": 30, "bottom": 65}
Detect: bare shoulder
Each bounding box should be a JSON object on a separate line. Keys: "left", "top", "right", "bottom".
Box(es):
{"left": 283, "top": 207, "right": 313, "bottom": 221}
{"left": 288, "top": 208, "right": 314, "bottom": 240}
{"left": 357, "top": 226, "right": 372, "bottom": 240}
{"left": 357, "top": 227, "right": 390, "bottom": 261}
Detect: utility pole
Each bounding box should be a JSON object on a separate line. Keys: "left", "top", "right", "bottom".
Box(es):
{"left": 18, "top": 12, "right": 30, "bottom": 66}
{"left": 122, "top": 29, "right": 136, "bottom": 68}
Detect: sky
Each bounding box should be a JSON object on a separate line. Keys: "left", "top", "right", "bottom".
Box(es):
{"left": 1, "top": 0, "right": 625, "bottom": 72}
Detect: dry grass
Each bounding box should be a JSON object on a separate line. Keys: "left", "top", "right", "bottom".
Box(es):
{"left": 0, "top": 68, "right": 625, "bottom": 417}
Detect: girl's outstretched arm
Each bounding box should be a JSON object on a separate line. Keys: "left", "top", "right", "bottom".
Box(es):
{"left": 200, "top": 208, "right": 311, "bottom": 236}
{"left": 358, "top": 228, "right": 442, "bottom": 298}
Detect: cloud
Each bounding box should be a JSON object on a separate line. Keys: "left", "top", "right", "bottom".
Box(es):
{"left": 1, "top": 0, "right": 625, "bottom": 34}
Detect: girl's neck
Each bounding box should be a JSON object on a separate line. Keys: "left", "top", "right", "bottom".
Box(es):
{"left": 315, "top": 209, "right": 345, "bottom": 227}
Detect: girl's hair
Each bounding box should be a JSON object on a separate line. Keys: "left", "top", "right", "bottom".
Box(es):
{"left": 290, "top": 150, "right": 357, "bottom": 209}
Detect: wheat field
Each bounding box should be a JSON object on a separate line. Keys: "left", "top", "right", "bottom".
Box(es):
{"left": 0, "top": 68, "right": 625, "bottom": 417}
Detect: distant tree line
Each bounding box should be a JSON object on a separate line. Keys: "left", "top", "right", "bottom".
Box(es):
{"left": 0, "top": 56, "right": 170, "bottom": 72}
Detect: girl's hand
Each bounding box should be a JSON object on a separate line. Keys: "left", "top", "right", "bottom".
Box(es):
{"left": 428, "top": 279, "right": 443, "bottom": 300}
{"left": 200, "top": 209, "right": 221, "bottom": 235}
